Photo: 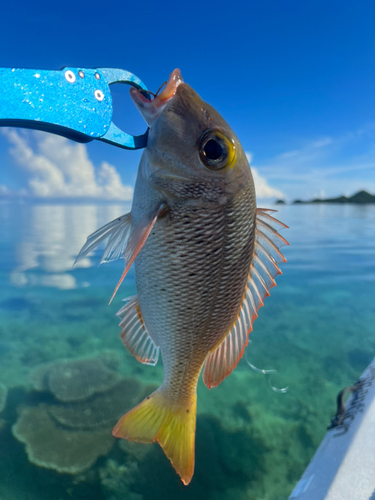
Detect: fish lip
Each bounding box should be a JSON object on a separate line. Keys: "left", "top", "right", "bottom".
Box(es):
{"left": 130, "top": 69, "right": 183, "bottom": 126}
{"left": 156, "top": 68, "right": 183, "bottom": 102}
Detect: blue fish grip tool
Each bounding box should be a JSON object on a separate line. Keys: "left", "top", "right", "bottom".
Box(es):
{"left": 0, "top": 67, "right": 149, "bottom": 149}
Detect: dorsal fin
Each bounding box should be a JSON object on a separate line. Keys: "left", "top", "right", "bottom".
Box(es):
{"left": 117, "top": 296, "right": 160, "bottom": 366}
{"left": 203, "top": 209, "right": 289, "bottom": 389}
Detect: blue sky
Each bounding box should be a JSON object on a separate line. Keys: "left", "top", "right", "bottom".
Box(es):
{"left": 0, "top": 0, "right": 374, "bottom": 201}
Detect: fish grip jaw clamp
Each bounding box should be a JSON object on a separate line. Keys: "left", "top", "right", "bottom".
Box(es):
{"left": 0, "top": 66, "right": 149, "bottom": 150}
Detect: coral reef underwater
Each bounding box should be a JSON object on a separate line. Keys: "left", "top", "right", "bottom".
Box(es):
{"left": 0, "top": 383, "right": 7, "bottom": 413}
{"left": 12, "top": 355, "right": 146, "bottom": 475}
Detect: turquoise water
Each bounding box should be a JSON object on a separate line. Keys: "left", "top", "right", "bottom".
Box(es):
{"left": 0, "top": 202, "right": 374, "bottom": 500}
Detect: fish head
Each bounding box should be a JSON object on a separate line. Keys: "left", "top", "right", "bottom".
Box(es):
{"left": 130, "top": 69, "right": 253, "bottom": 203}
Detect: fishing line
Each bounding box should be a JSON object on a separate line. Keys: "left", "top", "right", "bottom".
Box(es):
{"left": 140, "top": 81, "right": 167, "bottom": 100}
{"left": 244, "top": 347, "right": 289, "bottom": 394}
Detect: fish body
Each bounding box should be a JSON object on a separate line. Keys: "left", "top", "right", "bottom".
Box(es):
{"left": 132, "top": 85, "right": 256, "bottom": 398}
{"left": 76, "top": 70, "right": 288, "bottom": 485}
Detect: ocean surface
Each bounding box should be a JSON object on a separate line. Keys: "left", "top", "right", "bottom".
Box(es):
{"left": 0, "top": 201, "right": 374, "bottom": 500}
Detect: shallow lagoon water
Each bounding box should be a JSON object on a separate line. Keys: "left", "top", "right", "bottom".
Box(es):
{"left": 0, "top": 202, "right": 374, "bottom": 500}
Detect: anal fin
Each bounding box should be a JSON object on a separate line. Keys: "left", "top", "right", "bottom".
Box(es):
{"left": 117, "top": 296, "right": 159, "bottom": 366}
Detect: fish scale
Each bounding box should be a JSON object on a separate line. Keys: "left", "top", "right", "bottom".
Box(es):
{"left": 134, "top": 181, "right": 256, "bottom": 404}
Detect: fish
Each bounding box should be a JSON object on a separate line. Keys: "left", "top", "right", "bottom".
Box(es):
{"left": 75, "top": 69, "right": 288, "bottom": 485}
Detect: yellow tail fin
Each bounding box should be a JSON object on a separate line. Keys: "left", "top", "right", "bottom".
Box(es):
{"left": 112, "top": 388, "right": 197, "bottom": 485}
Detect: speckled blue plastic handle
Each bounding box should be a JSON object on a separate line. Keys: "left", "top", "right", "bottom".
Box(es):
{"left": 0, "top": 66, "right": 149, "bottom": 149}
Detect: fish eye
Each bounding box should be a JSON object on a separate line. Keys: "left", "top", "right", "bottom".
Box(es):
{"left": 199, "top": 130, "right": 236, "bottom": 170}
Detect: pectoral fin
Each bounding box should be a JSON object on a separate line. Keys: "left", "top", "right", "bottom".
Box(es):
{"left": 109, "top": 204, "right": 168, "bottom": 304}
{"left": 203, "top": 209, "right": 289, "bottom": 389}
{"left": 74, "top": 213, "right": 132, "bottom": 265}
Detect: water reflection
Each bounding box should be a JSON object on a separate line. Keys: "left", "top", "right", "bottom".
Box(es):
{"left": 3, "top": 202, "right": 375, "bottom": 290}
{"left": 277, "top": 204, "right": 375, "bottom": 287}
{"left": 7, "top": 203, "right": 130, "bottom": 289}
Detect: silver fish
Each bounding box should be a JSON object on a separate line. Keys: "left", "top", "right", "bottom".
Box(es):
{"left": 76, "top": 69, "right": 288, "bottom": 485}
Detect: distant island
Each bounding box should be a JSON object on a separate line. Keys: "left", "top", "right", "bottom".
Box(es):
{"left": 287, "top": 190, "right": 375, "bottom": 205}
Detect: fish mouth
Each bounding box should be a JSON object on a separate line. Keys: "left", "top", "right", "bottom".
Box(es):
{"left": 130, "top": 69, "right": 183, "bottom": 126}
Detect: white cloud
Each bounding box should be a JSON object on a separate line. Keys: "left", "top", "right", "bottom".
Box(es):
{"left": 252, "top": 167, "right": 285, "bottom": 200}
{"left": 246, "top": 152, "right": 285, "bottom": 200}
{"left": 255, "top": 125, "right": 375, "bottom": 201}
{"left": 246, "top": 152, "right": 254, "bottom": 165}
{"left": 310, "top": 137, "right": 332, "bottom": 148}
{"left": 1, "top": 129, "right": 133, "bottom": 200}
